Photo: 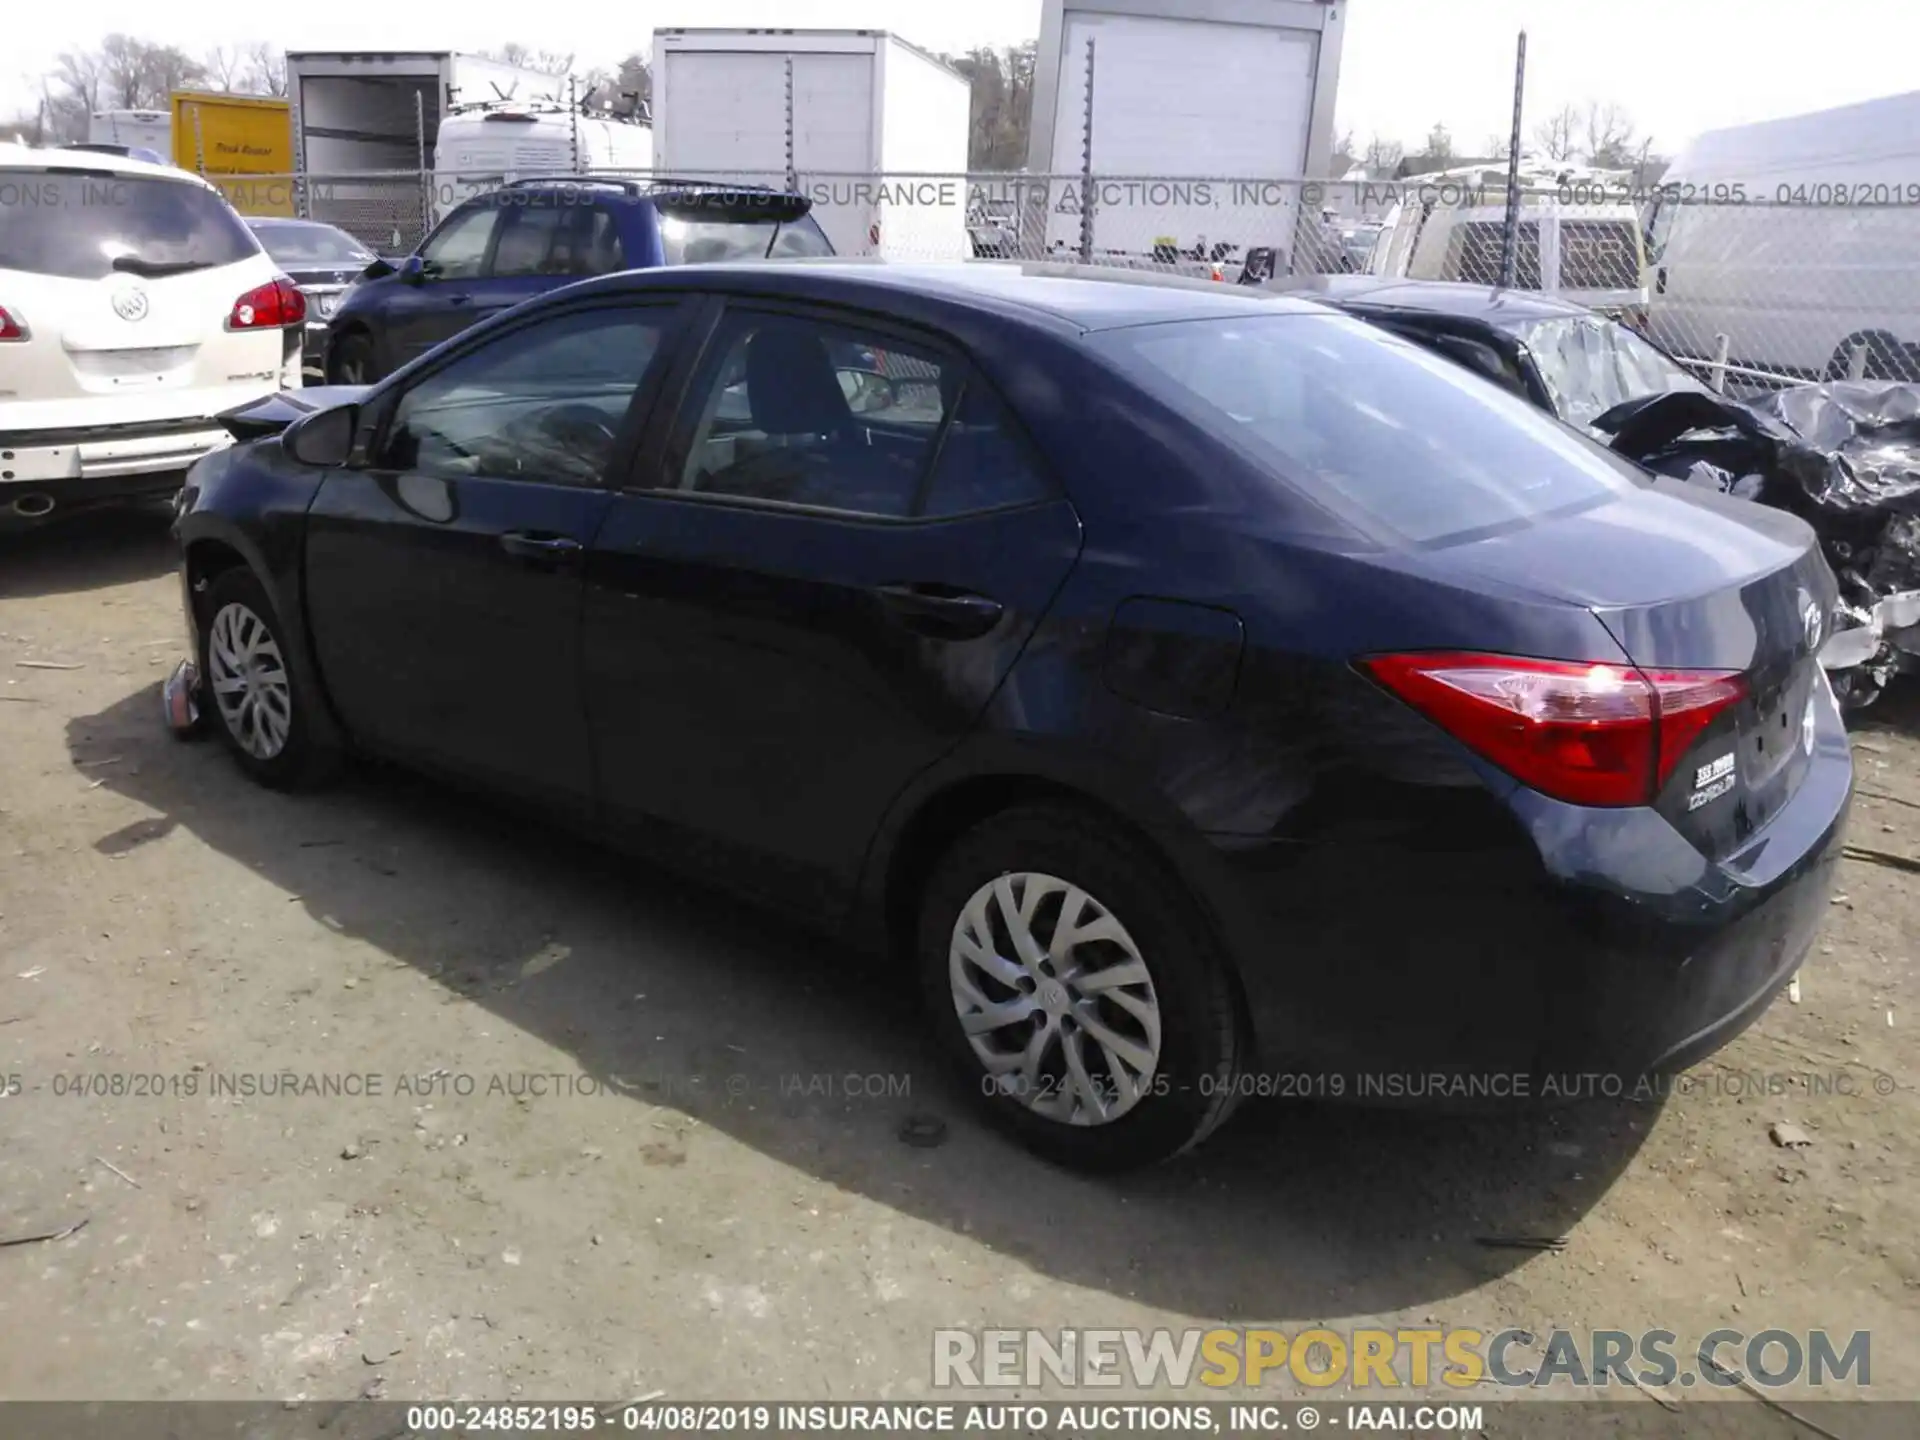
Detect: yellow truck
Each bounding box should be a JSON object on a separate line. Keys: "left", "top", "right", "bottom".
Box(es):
{"left": 171, "top": 91, "right": 295, "bottom": 216}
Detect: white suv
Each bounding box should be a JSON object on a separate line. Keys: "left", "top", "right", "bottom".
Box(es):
{"left": 0, "top": 143, "right": 304, "bottom": 529}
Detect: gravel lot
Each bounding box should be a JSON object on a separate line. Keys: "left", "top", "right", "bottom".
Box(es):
{"left": 2, "top": 507, "right": 1916, "bottom": 1417}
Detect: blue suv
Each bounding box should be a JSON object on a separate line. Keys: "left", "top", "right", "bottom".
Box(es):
{"left": 323, "top": 179, "right": 834, "bottom": 383}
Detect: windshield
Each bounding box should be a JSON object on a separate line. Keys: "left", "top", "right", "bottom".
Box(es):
{"left": 1513, "top": 315, "right": 1707, "bottom": 426}
{"left": 251, "top": 222, "right": 375, "bottom": 267}
{"left": 1094, "top": 313, "right": 1638, "bottom": 546}
{"left": 0, "top": 171, "right": 259, "bottom": 280}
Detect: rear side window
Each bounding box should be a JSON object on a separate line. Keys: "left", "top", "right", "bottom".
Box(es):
{"left": 1444, "top": 220, "right": 1541, "bottom": 289}
{"left": 1407, "top": 329, "right": 1532, "bottom": 399}
{"left": 0, "top": 172, "right": 258, "bottom": 280}
{"left": 921, "top": 383, "right": 1055, "bottom": 518}
{"left": 1093, "top": 314, "right": 1637, "bottom": 545}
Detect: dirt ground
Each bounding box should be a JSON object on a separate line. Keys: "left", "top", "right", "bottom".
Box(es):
{"left": 1, "top": 506, "right": 1916, "bottom": 1417}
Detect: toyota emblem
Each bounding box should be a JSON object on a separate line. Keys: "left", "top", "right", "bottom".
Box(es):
{"left": 112, "top": 287, "right": 150, "bottom": 322}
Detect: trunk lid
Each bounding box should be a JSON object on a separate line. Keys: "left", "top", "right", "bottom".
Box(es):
{"left": 1434, "top": 477, "right": 1838, "bottom": 856}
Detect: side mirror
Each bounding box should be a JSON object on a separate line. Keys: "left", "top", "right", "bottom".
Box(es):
{"left": 283, "top": 404, "right": 360, "bottom": 468}
{"left": 398, "top": 254, "right": 427, "bottom": 285}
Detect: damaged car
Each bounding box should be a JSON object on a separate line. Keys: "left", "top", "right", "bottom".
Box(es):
{"left": 1280, "top": 277, "right": 1920, "bottom": 708}
{"left": 163, "top": 263, "right": 1853, "bottom": 1170}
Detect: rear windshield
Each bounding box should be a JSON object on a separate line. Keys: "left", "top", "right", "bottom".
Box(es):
{"left": 654, "top": 199, "right": 835, "bottom": 265}
{"left": 0, "top": 171, "right": 259, "bottom": 280}
{"left": 1092, "top": 313, "right": 1639, "bottom": 545}
{"left": 250, "top": 222, "right": 375, "bottom": 267}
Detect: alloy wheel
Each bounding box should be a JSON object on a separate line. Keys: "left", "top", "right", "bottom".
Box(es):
{"left": 949, "top": 871, "right": 1163, "bottom": 1126}
{"left": 207, "top": 601, "right": 292, "bottom": 760}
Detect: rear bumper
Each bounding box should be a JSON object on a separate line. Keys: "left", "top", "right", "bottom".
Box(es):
{"left": 0, "top": 419, "right": 235, "bottom": 489}
{"left": 1196, "top": 691, "right": 1854, "bottom": 1102}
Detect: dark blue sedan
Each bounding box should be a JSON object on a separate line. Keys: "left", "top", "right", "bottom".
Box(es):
{"left": 323, "top": 178, "right": 833, "bottom": 384}
{"left": 168, "top": 262, "right": 1852, "bottom": 1170}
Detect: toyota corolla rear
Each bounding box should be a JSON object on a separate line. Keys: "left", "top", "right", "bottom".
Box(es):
{"left": 1086, "top": 308, "right": 1853, "bottom": 1097}
{"left": 0, "top": 150, "right": 303, "bottom": 524}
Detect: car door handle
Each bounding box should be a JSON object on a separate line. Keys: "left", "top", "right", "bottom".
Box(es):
{"left": 873, "top": 583, "right": 1003, "bottom": 639}
{"left": 499, "top": 531, "right": 583, "bottom": 564}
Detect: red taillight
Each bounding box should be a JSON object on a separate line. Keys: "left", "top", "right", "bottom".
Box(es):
{"left": 1362, "top": 652, "right": 1747, "bottom": 808}
{"left": 227, "top": 277, "right": 306, "bottom": 330}
{"left": 0, "top": 304, "right": 27, "bottom": 341}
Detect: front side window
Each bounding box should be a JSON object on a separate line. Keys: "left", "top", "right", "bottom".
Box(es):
{"left": 487, "top": 206, "right": 570, "bottom": 278}
{"left": 1093, "top": 313, "right": 1638, "bottom": 545}
{"left": 419, "top": 205, "right": 499, "bottom": 280}
{"left": 377, "top": 305, "right": 673, "bottom": 487}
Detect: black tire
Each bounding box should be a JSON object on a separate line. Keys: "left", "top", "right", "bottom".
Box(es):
{"left": 326, "top": 330, "right": 378, "bottom": 386}
{"left": 198, "top": 567, "right": 329, "bottom": 789}
{"left": 915, "top": 803, "right": 1246, "bottom": 1171}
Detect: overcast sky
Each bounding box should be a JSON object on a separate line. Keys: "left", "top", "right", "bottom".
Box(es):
{"left": 8, "top": 0, "right": 1917, "bottom": 159}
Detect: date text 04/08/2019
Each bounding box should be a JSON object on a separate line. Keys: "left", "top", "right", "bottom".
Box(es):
{"left": 401, "top": 1403, "right": 1486, "bottom": 1434}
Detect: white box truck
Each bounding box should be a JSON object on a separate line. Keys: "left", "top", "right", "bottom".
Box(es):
{"left": 286, "top": 51, "right": 574, "bottom": 249}
{"left": 1645, "top": 90, "right": 1920, "bottom": 384}
{"left": 652, "top": 28, "right": 971, "bottom": 260}
{"left": 1026, "top": 0, "right": 1349, "bottom": 269}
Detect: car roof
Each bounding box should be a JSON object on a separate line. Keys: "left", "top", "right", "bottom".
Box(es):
{"left": 597, "top": 259, "right": 1332, "bottom": 333}
{"left": 0, "top": 140, "right": 214, "bottom": 189}
{"left": 1273, "top": 275, "right": 1593, "bottom": 327}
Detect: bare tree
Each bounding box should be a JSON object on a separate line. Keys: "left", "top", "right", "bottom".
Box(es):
{"left": 1583, "top": 101, "right": 1638, "bottom": 168}
{"left": 1363, "top": 134, "right": 1404, "bottom": 175}
{"left": 95, "top": 34, "right": 204, "bottom": 108}
{"left": 486, "top": 43, "right": 576, "bottom": 76}
{"left": 1483, "top": 133, "right": 1515, "bottom": 161}
{"left": 202, "top": 45, "right": 246, "bottom": 91}
{"left": 1531, "top": 103, "right": 1579, "bottom": 162}
{"left": 1330, "top": 127, "right": 1356, "bottom": 173}
{"left": 242, "top": 43, "right": 287, "bottom": 98}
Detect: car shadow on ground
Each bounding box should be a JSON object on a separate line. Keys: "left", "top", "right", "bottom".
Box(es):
{"left": 69, "top": 681, "right": 1659, "bottom": 1323}
{"left": 0, "top": 504, "right": 178, "bottom": 600}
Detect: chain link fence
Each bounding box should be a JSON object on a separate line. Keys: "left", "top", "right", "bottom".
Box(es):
{"left": 229, "top": 167, "right": 1920, "bottom": 391}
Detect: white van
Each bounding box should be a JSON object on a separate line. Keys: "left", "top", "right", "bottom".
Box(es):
{"left": 1370, "top": 163, "right": 1649, "bottom": 320}
{"left": 88, "top": 109, "right": 173, "bottom": 159}
{"left": 432, "top": 104, "right": 654, "bottom": 221}
{"left": 1645, "top": 90, "right": 1920, "bottom": 383}
{"left": 0, "top": 143, "right": 301, "bottom": 527}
